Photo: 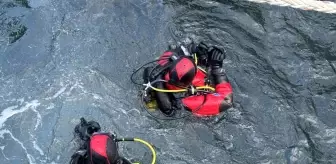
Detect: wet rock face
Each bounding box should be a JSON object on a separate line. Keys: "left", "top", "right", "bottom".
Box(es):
{"left": 0, "top": 0, "right": 335, "bottom": 164}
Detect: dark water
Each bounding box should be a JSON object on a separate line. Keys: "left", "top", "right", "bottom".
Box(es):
{"left": 0, "top": 0, "right": 336, "bottom": 163}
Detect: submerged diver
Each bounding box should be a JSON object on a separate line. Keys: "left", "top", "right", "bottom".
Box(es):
{"left": 70, "top": 118, "right": 156, "bottom": 164}
{"left": 141, "top": 42, "right": 233, "bottom": 117}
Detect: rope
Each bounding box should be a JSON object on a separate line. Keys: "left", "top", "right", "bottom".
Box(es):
{"left": 246, "top": 0, "right": 336, "bottom": 14}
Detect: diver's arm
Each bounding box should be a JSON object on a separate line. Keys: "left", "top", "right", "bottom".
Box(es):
{"left": 181, "top": 66, "right": 233, "bottom": 115}
{"left": 211, "top": 66, "right": 233, "bottom": 111}
{"left": 209, "top": 47, "right": 233, "bottom": 111}
{"left": 211, "top": 66, "right": 229, "bottom": 85}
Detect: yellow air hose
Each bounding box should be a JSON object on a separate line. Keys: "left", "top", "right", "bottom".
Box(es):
{"left": 197, "top": 66, "right": 206, "bottom": 73}
{"left": 194, "top": 53, "right": 198, "bottom": 65}
{"left": 134, "top": 138, "right": 157, "bottom": 164}
{"left": 118, "top": 138, "right": 157, "bottom": 164}
{"left": 193, "top": 53, "right": 207, "bottom": 73}
{"left": 149, "top": 85, "right": 215, "bottom": 93}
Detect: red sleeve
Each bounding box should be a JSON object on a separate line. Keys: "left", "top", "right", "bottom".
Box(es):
{"left": 181, "top": 82, "right": 233, "bottom": 116}
{"left": 216, "top": 82, "right": 233, "bottom": 97}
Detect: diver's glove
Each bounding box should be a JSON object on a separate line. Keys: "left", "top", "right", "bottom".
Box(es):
{"left": 75, "top": 118, "right": 101, "bottom": 141}
{"left": 187, "top": 42, "right": 209, "bottom": 65}
{"left": 208, "top": 46, "right": 226, "bottom": 68}
{"left": 187, "top": 42, "right": 209, "bottom": 57}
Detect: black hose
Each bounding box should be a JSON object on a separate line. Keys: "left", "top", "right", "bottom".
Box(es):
{"left": 116, "top": 138, "right": 134, "bottom": 142}
{"left": 130, "top": 58, "right": 170, "bottom": 86}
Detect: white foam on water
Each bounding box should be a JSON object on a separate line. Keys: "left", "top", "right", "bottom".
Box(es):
{"left": 326, "top": 137, "right": 336, "bottom": 144}
{"left": 298, "top": 139, "right": 309, "bottom": 147}
{"left": 277, "top": 106, "right": 283, "bottom": 111}
{"left": 92, "top": 93, "right": 102, "bottom": 100}
{"left": 239, "top": 124, "right": 254, "bottom": 130}
{"left": 0, "top": 145, "right": 9, "bottom": 160}
{"left": 239, "top": 93, "right": 249, "bottom": 98}
{"left": 312, "top": 74, "right": 334, "bottom": 80}
{"left": 0, "top": 100, "right": 40, "bottom": 129}
{"left": 326, "top": 128, "right": 336, "bottom": 136}
{"left": 0, "top": 106, "right": 18, "bottom": 128}
{"left": 32, "top": 141, "right": 44, "bottom": 156}
{"left": 30, "top": 107, "right": 42, "bottom": 130}
{"left": 67, "top": 83, "right": 78, "bottom": 95}
{"left": 45, "top": 87, "right": 67, "bottom": 100}
{"left": 52, "top": 87, "right": 67, "bottom": 99}
{"left": 289, "top": 147, "right": 303, "bottom": 162}
{"left": 47, "top": 103, "right": 55, "bottom": 109}
{"left": 298, "top": 114, "right": 318, "bottom": 125}
{"left": 325, "top": 128, "right": 336, "bottom": 144}
{"left": 225, "top": 142, "right": 233, "bottom": 150}
{"left": 117, "top": 107, "right": 131, "bottom": 119}
{"left": 252, "top": 134, "right": 263, "bottom": 145}
{"left": 0, "top": 129, "right": 36, "bottom": 164}
{"left": 127, "top": 108, "right": 141, "bottom": 115}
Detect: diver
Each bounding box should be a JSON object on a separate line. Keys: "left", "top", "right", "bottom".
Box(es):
{"left": 70, "top": 118, "right": 156, "bottom": 164}
{"left": 137, "top": 41, "right": 233, "bottom": 117}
